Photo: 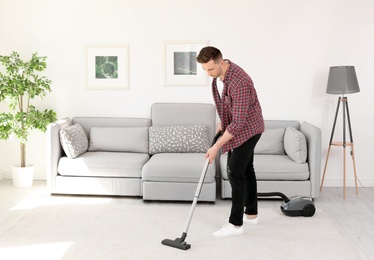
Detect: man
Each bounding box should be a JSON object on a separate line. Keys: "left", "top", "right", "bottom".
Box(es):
{"left": 197, "top": 46, "right": 264, "bottom": 237}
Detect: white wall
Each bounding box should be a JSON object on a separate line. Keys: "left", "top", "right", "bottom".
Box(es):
{"left": 0, "top": 0, "right": 373, "bottom": 187}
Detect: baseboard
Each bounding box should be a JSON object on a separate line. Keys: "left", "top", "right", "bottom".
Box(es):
{"left": 33, "top": 172, "right": 47, "bottom": 180}
{"left": 2, "top": 171, "right": 46, "bottom": 181}
{"left": 3, "top": 172, "right": 11, "bottom": 179}
{"left": 322, "top": 179, "right": 374, "bottom": 188}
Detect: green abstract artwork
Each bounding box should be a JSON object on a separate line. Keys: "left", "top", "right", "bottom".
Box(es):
{"left": 95, "top": 56, "right": 118, "bottom": 79}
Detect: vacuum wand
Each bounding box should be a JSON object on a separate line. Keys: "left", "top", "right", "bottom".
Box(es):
{"left": 161, "top": 158, "right": 209, "bottom": 250}
{"left": 161, "top": 132, "right": 221, "bottom": 250}
{"left": 183, "top": 158, "right": 210, "bottom": 232}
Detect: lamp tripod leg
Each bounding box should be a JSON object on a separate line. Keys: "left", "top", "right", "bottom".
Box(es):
{"left": 345, "top": 98, "right": 359, "bottom": 195}
{"left": 351, "top": 144, "right": 359, "bottom": 195}
{"left": 343, "top": 146, "right": 346, "bottom": 199}
{"left": 321, "top": 98, "right": 340, "bottom": 193}
{"left": 320, "top": 145, "right": 332, "bottom": 192}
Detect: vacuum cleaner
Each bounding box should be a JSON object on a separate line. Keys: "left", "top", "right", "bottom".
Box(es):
{"left": 257, "top": 192, "right": 316, "bottom": 217}
{"left": 162, "top": 132, "right": 316, "bottom": 250}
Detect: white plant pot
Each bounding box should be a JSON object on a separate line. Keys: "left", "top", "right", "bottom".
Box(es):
{"left": 11, "top": 165, "right": 34, "bottom": 188}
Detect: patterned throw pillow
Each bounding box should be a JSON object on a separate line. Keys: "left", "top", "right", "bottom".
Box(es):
{"left": 59, "top": 124, "right": 89, "bottom": 158}
{"left": 149, "top": 125, "right": 209, "bottom": 155}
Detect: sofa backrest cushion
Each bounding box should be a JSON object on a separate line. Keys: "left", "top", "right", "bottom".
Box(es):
{"left": 254, "top": 128, "right": 286, "bottom": 155}
{"left": 284, "top": 126, "right": 307, "bottom": 163}
{"left": 72, "top": 117, "right": 151, "bottom": 139}
{"left": 88, "top": 127, "right": 149, "bottom": 153}
{"left": 264, "top": 120, "right": 300, "bottom": 130}
{"left": 149, "top": 125, "right": 209, "bottom": 155}
{"left": 59, "top": 123, "right": 89, "bottom": 158}
{"left": 151, "top": 103, "right": 216, "bottom": 143}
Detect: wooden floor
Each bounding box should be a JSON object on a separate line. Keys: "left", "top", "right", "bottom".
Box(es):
{"left": 317, "top": 186, "right": 374, "bottom": 259}
{"left": 0, "top": 180, "right": 374, "bottom": 259}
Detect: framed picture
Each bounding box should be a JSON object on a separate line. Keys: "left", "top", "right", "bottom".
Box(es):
{"left": 164, "top": 40, "right": 209, "bottom": 86}
{"left": 85, "top": 45, "right": 129, "bottom": 90}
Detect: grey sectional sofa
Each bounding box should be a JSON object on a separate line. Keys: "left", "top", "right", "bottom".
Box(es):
{"left": 47, "top": 103, "right": 321, "bottom": 201}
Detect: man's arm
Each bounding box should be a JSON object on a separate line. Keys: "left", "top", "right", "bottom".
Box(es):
{"left": 205, "top": 130, "right": 233, "bottom": 164}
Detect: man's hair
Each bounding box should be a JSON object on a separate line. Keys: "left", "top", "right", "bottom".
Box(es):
{"left": 196, "top": 46, "right": 222, "bottom": 64}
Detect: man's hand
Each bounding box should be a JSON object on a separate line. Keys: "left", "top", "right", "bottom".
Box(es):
{"left": 205, "top": 145, "right": 220, "bottom": 164}
{"left": 205, "top": 130, "right": 234, "bottom": 163}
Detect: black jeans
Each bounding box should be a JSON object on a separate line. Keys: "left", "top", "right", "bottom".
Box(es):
{"left": 227, "top": 134, "right": 261, "bottom": 226}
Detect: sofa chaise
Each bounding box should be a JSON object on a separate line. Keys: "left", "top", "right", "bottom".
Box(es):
{"left": 220, "top": 120, "right": 321, "bottom": 199}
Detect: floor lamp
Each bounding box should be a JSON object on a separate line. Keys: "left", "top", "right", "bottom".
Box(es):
{"left": 320, "top": 66, "right": 360, "bottom": 199}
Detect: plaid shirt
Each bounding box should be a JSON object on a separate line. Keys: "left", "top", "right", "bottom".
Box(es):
{"left": 212, "top": 60, "right": 264, "bottom": 154}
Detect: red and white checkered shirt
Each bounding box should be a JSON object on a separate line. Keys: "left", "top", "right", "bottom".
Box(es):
{"left": 212, "top": 60, "right": 264, "bottom": 154}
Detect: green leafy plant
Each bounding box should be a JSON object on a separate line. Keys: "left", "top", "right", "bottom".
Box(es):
{"left": 0, "top": 51, "right": 57, "bottom": 167}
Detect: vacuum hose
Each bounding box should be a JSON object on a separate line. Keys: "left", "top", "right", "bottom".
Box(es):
{"left": 257, "top": 192, "right": 290, "bottom": 203}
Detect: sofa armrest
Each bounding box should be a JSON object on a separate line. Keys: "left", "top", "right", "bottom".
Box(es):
{"left": 300, "top": 122, "right": 321, "bottom": 198}
{"left": 46, "top": 117, "right": 72, "bottom": 193}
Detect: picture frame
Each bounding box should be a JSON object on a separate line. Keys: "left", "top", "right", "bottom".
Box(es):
{"left": 85, "top": 45, "right": 129, "bottom": 90}
{"left": 164, "top": 40, "right": 209, "bottom": 86}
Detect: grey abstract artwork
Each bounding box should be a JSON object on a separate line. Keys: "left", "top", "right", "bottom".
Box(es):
{"left": 173, "top": 52, "right": 197, "bottom": 75}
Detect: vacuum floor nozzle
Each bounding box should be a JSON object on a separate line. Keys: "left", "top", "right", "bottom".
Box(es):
{"left": 162, "top": 232, "right": 191, "bottom": 250}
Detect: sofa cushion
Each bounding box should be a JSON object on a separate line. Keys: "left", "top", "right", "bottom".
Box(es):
{"left": 88, "top": 127, "right": 149, "bottom": 153}
{"left": 284, "top": 126, "right": 307, "bottom": 163}
{"left": 148, "top": 125, "right": 209, "bottom": 155}
{"left": 59, "top": 124, "right": 89, "bottom": 159}
{"left": 220, "top": 154, "right": 309, "bottom": 181}
{"left": 58, "top": 152, "right": 150, "bottom": 178}
{"left": 254, "top": 128, "right": 285, "bottom": 155}
{"left": 142, "top": 153, "right": 215, "bottom": 183}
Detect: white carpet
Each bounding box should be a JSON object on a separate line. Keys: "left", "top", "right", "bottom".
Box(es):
{"left": 0, "top": 196, "right": 362, "bottom": 260}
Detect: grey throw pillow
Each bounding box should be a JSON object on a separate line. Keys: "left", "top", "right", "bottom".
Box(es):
{"left": 59, "top": 124, "right": 89, "bottom": 158}
{"left": 149, "top": 125, "right": 209, "bottom": 155}
{"left": 254, "top": 128, "right": 286, "bottom": 155}
{"left": 284, "top": 126, "right": 307, "bottom": 163}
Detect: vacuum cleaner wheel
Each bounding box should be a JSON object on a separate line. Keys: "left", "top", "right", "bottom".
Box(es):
{"left": 302, "top": 203, "right": 316, "bottom": 217}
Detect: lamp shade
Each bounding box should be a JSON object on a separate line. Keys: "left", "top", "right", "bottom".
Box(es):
{"left": 326, "top": 66, "right": 360, "bottom": 94}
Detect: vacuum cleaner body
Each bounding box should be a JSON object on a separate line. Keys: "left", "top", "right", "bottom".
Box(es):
{"left": 257, "top": 192, "right": 316, "bottom": 217}
{"left": 280, "top": 195, "right": 316, "bottom": 217}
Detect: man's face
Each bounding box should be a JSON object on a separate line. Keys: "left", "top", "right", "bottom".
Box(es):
{"left": 201, "top": 59, "right": 223, "bottom": 78}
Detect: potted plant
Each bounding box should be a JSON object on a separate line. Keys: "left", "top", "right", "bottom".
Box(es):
{"left": 0, "top": 51, "right": 56, "bottom": 187}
